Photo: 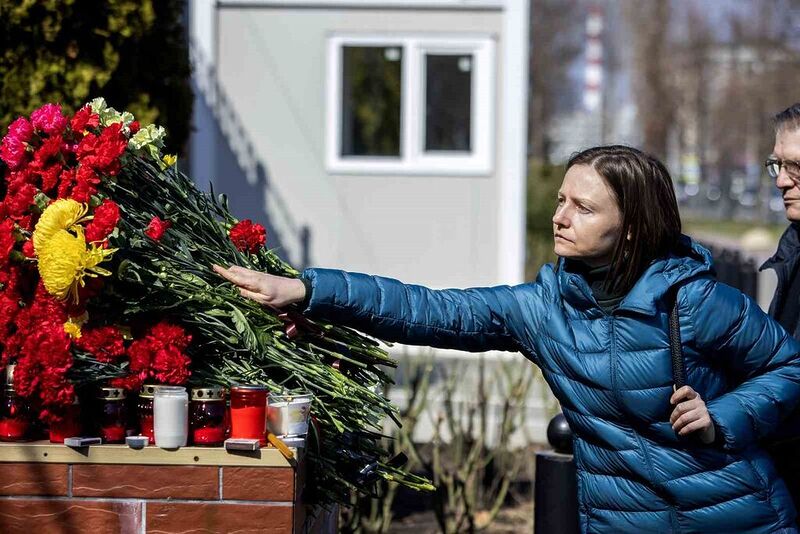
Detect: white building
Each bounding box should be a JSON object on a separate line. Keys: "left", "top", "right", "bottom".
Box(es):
{"left": 188, "top": 0, "right": 552, "bottom": 441}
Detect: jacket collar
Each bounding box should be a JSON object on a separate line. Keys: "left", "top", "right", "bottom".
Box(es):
{"left": 760, "top": 223, "right": 800, "bottom": 273}
{"left": 557, "top": 235, "right": 714, "bottom": 316}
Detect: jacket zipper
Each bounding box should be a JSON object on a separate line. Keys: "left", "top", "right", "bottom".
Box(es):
{"left": 610, "top": 316, "right": 681, "bottom": 532}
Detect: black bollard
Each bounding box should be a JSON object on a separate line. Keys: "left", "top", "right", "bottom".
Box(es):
{"left": 534, "top": 413, "right": 580, "bottom": 534}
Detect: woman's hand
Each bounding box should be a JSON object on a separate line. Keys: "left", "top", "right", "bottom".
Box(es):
{"left": 670, "top": 385, "right": 716, "bottom": 444}
{"left": 212, "top": 264, "right": 306, "bottom": 308}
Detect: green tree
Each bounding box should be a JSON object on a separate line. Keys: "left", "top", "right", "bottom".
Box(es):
{"left": 0, "top": 0, "right": 192, "bottom": 155}
{"left": 526, "top": 160, "right": 562, "bottom": 280}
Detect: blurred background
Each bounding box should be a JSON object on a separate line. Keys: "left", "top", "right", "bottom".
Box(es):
{"left": 2, "top": 0, "right": 800, "bottom": 531}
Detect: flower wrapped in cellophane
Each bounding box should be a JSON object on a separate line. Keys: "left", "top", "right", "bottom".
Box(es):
{"left": 0, "top": 98, "right": 432, "bottom": 502}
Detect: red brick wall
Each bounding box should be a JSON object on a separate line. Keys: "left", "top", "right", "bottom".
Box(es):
{"left": 0, "top": 462, "right": 330, "bottom": 533}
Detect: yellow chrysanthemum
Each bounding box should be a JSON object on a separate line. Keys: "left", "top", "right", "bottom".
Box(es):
{"left": 33, "top": 199, "right": 90, "bottom": 254}
{"left": 63, "top": 321, "right": 82, "bottom": 339}
{"left": 63, "top": 311, "right": 89, "bottom": 339}
{"left": 36, "top": 226, "right": 116, "bottom": 303}
{"left": 162, "top": 154, "right": 177, "bottom": 167}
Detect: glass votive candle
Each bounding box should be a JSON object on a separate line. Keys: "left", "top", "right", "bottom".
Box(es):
{"left": 49, "top": 396, "right": 82, "bottom": 443}
{"left": 0, "top": 365, "right": 31, "bottom": 442}
{"left": 98, "top": 387, "right": 127, "bottom": 443}
{"left": 137, "top": 384, "right": 159, "bottom": 442}
{"left": 267, "top": 392, "right": 313, "bottom": 438}
{"left": 190, "top": 386, "right": 226, "bottom": 446}
{"left": 154, "top": 385, "right": 188, "bottom": 449}
{"left": 230, "top": 384, "right": 268, "bottom": 445}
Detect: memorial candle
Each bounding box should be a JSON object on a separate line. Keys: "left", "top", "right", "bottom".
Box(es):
{"left": 230, "top": 385, "right": 268, "bottom": 445}
{"left": 154, "top": 386, "right": 188, "bottom": 449}
{"left": 0, "top": 365, "right": 30, "bottom": 442}
{"left": 190, "top": 386, "right": 226, "bottom": 446}
{"left": 98, "top": 387, "right": 127, "bottom": 444}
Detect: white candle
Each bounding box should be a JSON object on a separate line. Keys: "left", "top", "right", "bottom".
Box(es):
{"left": 154, "top": 386, "right": 188, "bottom": 448}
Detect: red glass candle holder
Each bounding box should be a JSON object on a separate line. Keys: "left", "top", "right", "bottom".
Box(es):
{"left": 0, "top": 391, "right": 30, "bottom": 442}
{"left": 190, "top": 386, "right": 226, "bottom": 446}
{"left": 49, "top": 399, "right": 82, "bottom": 443}
{"left": 230, "top": 385, "right": 268, "bottom": 445}
{"left": 1, "top": 364, "right": 30, "bottom": 442}
{"left": 98, "top": 387, "right": 127, "bottom": 444}
{"left": 138, "top": 384, "right": 159, "bottom": 442}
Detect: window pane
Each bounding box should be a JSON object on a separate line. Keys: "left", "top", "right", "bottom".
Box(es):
{"left": 341, "top": 46, "right": 402, "bottom": 157}
{"left": 425, "top": 54, "right": 472, "bottom": 152}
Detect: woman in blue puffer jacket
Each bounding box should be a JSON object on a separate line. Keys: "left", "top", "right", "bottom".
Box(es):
{"left": 214, "top": 145, "right": 800, "bottom": 533}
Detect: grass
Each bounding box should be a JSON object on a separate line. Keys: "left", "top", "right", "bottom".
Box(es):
{"left": 682, "top": 218, "right": 786, "bottom": 241}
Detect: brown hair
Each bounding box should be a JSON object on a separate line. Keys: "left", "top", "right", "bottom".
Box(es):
{"left": 566, "top": 145, "right": 682, "bottom": 293}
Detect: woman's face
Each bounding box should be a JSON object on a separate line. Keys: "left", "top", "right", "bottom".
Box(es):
{"left": 552, "top": 164, "right": 623, "bottom": 267}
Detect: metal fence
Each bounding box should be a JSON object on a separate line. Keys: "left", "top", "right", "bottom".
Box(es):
{"left": 703, "top": 244, "right": 761, "bottom": 301}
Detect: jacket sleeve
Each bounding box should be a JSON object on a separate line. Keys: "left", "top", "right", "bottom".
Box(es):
{"left": 684, "top": 278, "right": 800, "bottom": 452}
{"left": 300, "top": 268, "right": 548, "bottom": 354}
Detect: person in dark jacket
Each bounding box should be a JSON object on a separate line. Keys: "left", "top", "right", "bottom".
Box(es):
{"left": 761, "top": 103, "right": 800, "bottom": 521}
{"left": 215, "top": 145, "right": 800, "bottom": 533}
{"left": 763, "top": 104, "right": 800, "bottom": 337}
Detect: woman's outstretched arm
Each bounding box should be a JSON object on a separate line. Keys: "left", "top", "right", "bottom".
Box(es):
{"left": 301, "top": 268, "right": 545, "bottom": 353}
{"left": 213, "top": 264, "right": 550, "bottom": 354}
{"left": 685, "top": 278, "right": 800, "bottom": 452}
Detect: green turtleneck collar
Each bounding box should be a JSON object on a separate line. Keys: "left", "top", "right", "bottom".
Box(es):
{"left": 564, "top": 260, "right": 626, "bottom": 313}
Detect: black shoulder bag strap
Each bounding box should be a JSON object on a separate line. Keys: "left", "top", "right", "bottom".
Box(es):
{"left": 667, "top": 286, "right": 687, "bottom": 390}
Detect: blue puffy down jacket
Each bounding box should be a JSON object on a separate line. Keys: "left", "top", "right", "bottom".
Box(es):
{"left": 301, "top": 238, "right": 800, "bottom": 533}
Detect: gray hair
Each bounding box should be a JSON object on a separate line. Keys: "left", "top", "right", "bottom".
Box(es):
{"left": 774, "top": 103, "right": 800, "bottom": 132}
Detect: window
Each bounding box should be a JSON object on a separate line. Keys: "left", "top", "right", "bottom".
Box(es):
{"left": 341, "top": 46, "right": 402, "bottom": 157}
{"left": 425, "top": 54, "right": 472, "bottom": 152}
{"left": 326, "top": 35, "right": 495, "bottom": 175}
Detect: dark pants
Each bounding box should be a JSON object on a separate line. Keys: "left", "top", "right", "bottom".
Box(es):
{"left": 769, "top": 440, "right": 800, "bottom": 526}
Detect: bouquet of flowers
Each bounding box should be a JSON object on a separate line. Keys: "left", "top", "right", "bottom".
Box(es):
{"left": 0, "top": 99, "right": 432, "bottom": 501}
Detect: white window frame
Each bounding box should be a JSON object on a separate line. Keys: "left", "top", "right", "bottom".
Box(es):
{"left": 326, "top": 34, "right": 495, "bottom": 176}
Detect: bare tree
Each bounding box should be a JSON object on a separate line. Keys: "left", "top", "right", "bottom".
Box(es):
{"left": 528, "top": 0, "right": 583, "bottom": 163}
{"left": 623, "top": 0, "right": 675, "bottom": 160}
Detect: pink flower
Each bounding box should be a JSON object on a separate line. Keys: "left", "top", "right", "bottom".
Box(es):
{"left": 30, "top": 104, "right": 68, "bottom": 136}
{"left": 0, "top": 136, "right": 27, "bottom": 170}
{"left": 6, "top": 118, "right": 34, "bottom": 144}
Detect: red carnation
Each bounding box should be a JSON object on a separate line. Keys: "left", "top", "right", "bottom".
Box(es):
{"left": 12, "top": 357, "right": 40, "bottom": 397}
{"left": 229, "top": 219, "right": 266, "bottom": 254}
{"left": 31, "top": 135, "right": 63, "bottom": 169}
{"left": 57, "top": 168, "right": 76, "bottom": 199}
{"left": 6, "top": 168, "right": 37, "bottom": 189}
{"left": 117, "top": 321, "right": 192, "bottom": 388}
{"left": 76, "top": 326, "right": 126, "bottom": 362}
{"left": 152, "top": 345, "right": 192, "bottom": 385}
{"left": 70, "top": 165, "right": 100, "bottom": 202}
{"left": 76, "top": 123, "right": 126, "bottom": 175}
{"left": 0, "top": 220, "right": 16, "bottom": 267}
{"left": 4, "top": 182, "right": 37, "bottom": 218}
{"left": 39, "top": 163, "right": 62, "bottom": 193}
{"left": 0, "top": 293, "right": 20, "bottom": 345}
{"left": 70, "top": 105, "right": 100, "bottom": 133}
{"left": 150, "top": 322, "right": 192, "bottom": 352}
{"left": 145, "top": 216, "right": 171, "bottom": 241}
{"left": 21, "top": 240, "right": 34, "bottom": 258}
{"left": 85, "top": 199, "right": 120, "bottom": 243}
{"left": 126, "top": 338, "right": 153, "bottom": 374}
{"left": 129, "top": 121, "right": 140, "bottom": 134}
{"left": 110, "top": 373, "right": 146, "bottom": 392}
